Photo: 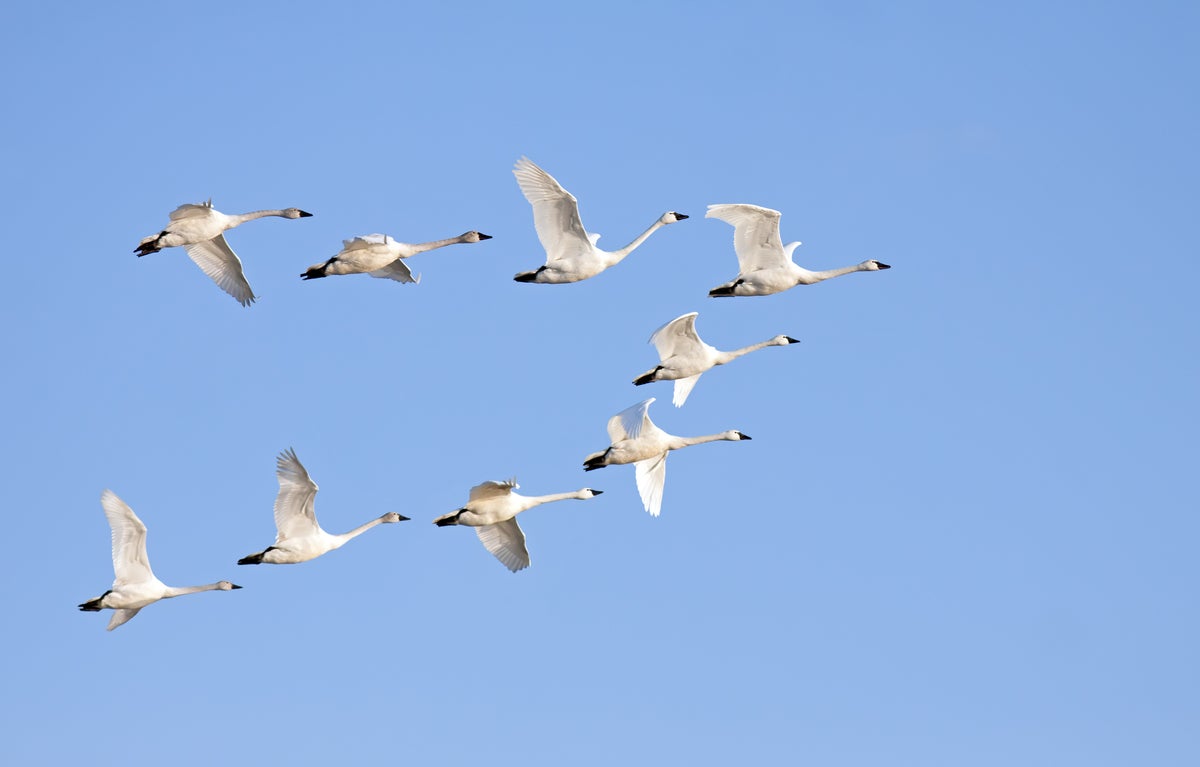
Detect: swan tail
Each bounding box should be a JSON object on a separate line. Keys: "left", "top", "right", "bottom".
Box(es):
{"left": 708, "top": 283, "right": 737, "bottom": 297}
{"left": 78, "top": 590, "right": 111, "bottom": 611}
{"left": 633, "top": 367, "right": 661, "bottom": 386}
{"left": 135, "top": 233, "right": 165, "bottom": 257}
{"left": 433, "top": 510, "right": 464, "bottom": 527}
{"left": 301, "top": 259, "right": 333, "bottom": 280}
{"left": 513, "top": 266, "right": 546, "bottom": 283}
{"left": 583, "top": 449, "right": 610, "bottom": 471}
{"left": 237, "top": 550, "right": 268, "bottom": 565}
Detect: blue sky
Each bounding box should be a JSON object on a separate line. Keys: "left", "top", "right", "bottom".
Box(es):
{"left": 2, "top": 2, "right": 1197, "bottom": 764}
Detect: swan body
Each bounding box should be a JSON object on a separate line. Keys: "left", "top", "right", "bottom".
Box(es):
{"left": 135, "top": 199, "right": 313, "bottom": 306}
{"left": 301, "top": 231, "right": 492, "bottom": 282}
{"left": 705, "top": 203, "right": 890, "bottom": 297}
{"left": 433, "top": 479, "right": 602, "bottom": 572}
{"left": 633, "top": 312, "right": 799, "bottom": 406}
{"left": 511, "top": 157, "right": 687, "bottom": 283}
{"left": 582, "top": 398, "right": 750, "bottom": 517}
{"left": 237, "top": 449, "right": 408, "bottom": 565}
{"left": 78, "top": 490, "right": 242, "bottom": 631}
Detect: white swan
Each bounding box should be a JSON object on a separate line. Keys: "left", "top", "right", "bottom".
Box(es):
{"left": 633, "top": 312, "right": 799, "bottom": 406}
{"left": 705, "top": 203, "right": 890, "bottom": 297}
{"left": 433, "top": 480, "right": 602, "bottom": 572}
{"left": 78, "top": 490, "right": 242, "bottom": 631}
{"left": 237, "top": 449, "right": 408, "bottom": 565}
{"left": 582, "top": 398, "right": 750, "bottom": 517}
{"left": 511, "top": 157, "right": 687, "bottom": 283}
{"left": 135, "top": 199, "right": 313, "bottom": 306}
{"left": 301, "top": 231, "right": 492, "bottom": 283}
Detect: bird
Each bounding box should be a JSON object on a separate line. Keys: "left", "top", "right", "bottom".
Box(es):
{"left": 705, "top": 203, "right": 890, "bottom": 297}
{"left": 582, "top": 398, "right": 751, "bottom": 517}
{"left": 135, "top": 199, "right": 313, "bottom": 306}
{"left": 433, "top": 479, "right": 602, "bottom": 572}
{"left": 301, "top": 231, "right": 493, "bottom": 283}
{"left": 78, "top": 490, "right": 242, "bottom": 631}
{"left": 237, "top": 448, "right": 408, "bottom": 565}
{"left": 511, "top": 157, "right": 687, "bottom": 283}
{"left": 633, "top": 312, "right": 799, "bottom": 406}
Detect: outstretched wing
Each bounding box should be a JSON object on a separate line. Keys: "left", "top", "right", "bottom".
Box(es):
{"left": 168, "top": 199, "right": 214, "bottom": 221}
{"left": 107, "top": 608, "right": 143, "bottom": 631}
{"left": 183, "top": 234, "right": 256, "bottom": 306}
{"left": 367, "top": 258, "right": 419, "bottom": 284}
{"left": 469, "top": 479, "right": 518, "bottom": 502}
{"left": 671, "top": 374, "right": 702, "bottom": 407}
{"left": 606, "top": 398, "right": 656, "bottom": 443}
{"left": 273, "top": 448, "right": 321, "bottom": 541}
{"left": 475, "top": 518, "right": 530, "bottom": 572}
{"left": 513, "top": 157, "right": 590, "bottom": 261}
{"left": 101, "top": 490, "right": 155, "bottom": 586}
{"left": 634, "top": 452, "right": 668, "bottom": 517}
{"left": 705, "top": 204, "right": 789, "bottom": 273}
{"left": 649, "top": 312, "right": 703, "bottom": 361}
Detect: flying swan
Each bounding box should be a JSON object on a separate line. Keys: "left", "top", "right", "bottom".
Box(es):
{"left": 511, "top": 157, "right": 687, "bottom": 283}
{"left": 434, "top": 479, "right": 602, "bottom": 572}
{"left": 237, "top": 448, "right": 408, "bottom": 565}
{"left": 582, "top": 398, "right": 750, "bottom": 517}
{"left": 78, "top": 490, "right": 242, "bottom": 631}
{"left": 301, "top": 231, "right": 492, "bottom": 283}
{"left": 135, "top": 199, "right": 312, "bottom": 306}
{"left": 633, "top": 312, "right": 799, "bottom": 406}
{"left": 705, "top": 203, "right": 889, "bottom": 297}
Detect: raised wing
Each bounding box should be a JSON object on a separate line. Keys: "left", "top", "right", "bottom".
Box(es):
{"left": 100, "top": 490, "right": 155, "bottom": 586}
{"left": 168, "top": 199, "right": 214, "bottom": 221}
{"left": 107, "top": 608, "right": 143, "bottom": 631}
{"left": 606, "top": 398, "right": 656, "bottom": 443}
{"left": 469, "top": 479, "right": 518, "bottom": 503}
{"left": 634, "top": 452, "right": 668, "bottom": 517}
{"left": 513, "top": 157, "right": 590, "bottom": 261}
{"left": 706, "top": 204, "right": 788, "bottom": 273}
{"left": 671, "top": 374, "right": 702, "bottom": 407}
{"left": 475, "top": 518, "right": 530, "bottom": 572}
{"left": 340, "top": 234, "right": 388, "bottom": 252}
{"left": 273, "top": 448, "right": 321, "bottom": 541}
{"left": 649, "top": 312, "right": 703, "bottom": 361}
{"left": 367, "top": 259, "right": 419, "bottom": 284}
{"left": 183, "top": 234, "right": 256, "bottom": 306}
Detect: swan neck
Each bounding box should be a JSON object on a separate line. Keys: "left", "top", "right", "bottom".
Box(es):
{"left": 669, "top": 433, "right": 729, "bottom": 450}
{"left": 335, "top": 516, "right": 385, "bottom": 543}
{"left": 523, "top": 491, "right": 584, "bottom": 508}
{"left": 406, "top": 236, "right": 469, "bottom": 255}
{"left": 163, "top": 582, "right": 223, "bottom": 599}
{"left": 608, "top": 219, "right": 665, "bottom": 260}
{"left": 228, "top": 209, "right": 290, "bottom": 226}
{"left": 801, "top": 263, "right": 862, "bottom": 283}
{"left": 715, "top": 339, "right": 775, "bottom": 365}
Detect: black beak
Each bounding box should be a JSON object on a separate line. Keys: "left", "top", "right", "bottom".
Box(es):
{"left": 478, "top": 233, "right": 493, "bottom": 240}
{"left": 591, "top": 490, "right": 604, "bottom": 495}
{"left": 737, "top": 432, "right": 752, "bottom": 440}
{"left": 397, "top": 514, "right": 411, "bottom": 522}
{"left": 785, "top": 337, "right": 801, "bottom": 344}
{"left": 675, "top": 213, "right": 689, "bottom": 220}
{"left": 876, "top": 262, "right": 891, "bottom": 269}
{"left": 298, "top": 210, "right": 314, "bottom": 218}
{"left": 231, "top": 584, "right": 244, "bottom": 589}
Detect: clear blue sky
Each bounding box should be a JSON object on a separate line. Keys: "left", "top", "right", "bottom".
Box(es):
{"left": 2, "top": 2, "right": 1196, "bottom": 765}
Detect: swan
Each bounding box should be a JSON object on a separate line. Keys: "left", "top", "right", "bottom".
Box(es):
{"left": 135, "top": 199, "right": 313, "bottom": 306}
{"left": 237, "top": 448, "right": 408, "bottom": 565}
{"left": 301, "top": 231, "right": 492, "bottom": 283}
{"left": 78, "top": 490, "right": 242, "bottom": 631}
{"left": 433, "top": 480, "right": 602, "bottom": 572}
{"left": 511, "top": 157, "right": 687, "bottom": 283}
{"left": 705, "top": 204, "right": 890, "bottom": 297}
{"left": 582, "top": 398, "right": 750, "bottom": 517}
{"left": 633, "top": 312, "right": 799, "bottom": 406}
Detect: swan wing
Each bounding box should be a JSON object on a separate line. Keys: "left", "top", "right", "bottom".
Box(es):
{"left": 367, "top": 258, "right": 419, "bottom": 284}
{"left": 706, "top": 204, "right": 788, "bottom": 272}
{"left": 513, "top": 157, "right": 590, "bottom": 260}
{"left": 607, "top": 398, "right": 656, "bottom": 443}
{"left": 107, "top": 608, "right": 143, "bottom": 631}
{"left": 183, "top": 235, "right": 256, "bottom": 307}
{"left": 672, "top": 374, "right": 702, "bottom": 407}
{"left": 634, "top": 452, "right": 668, "bottom": 517}
{"left": 649, "top": 312, "right": 703, "bottom": 360}
{"left": 101, "top": 490, "right": 156, "bottom": 586}
{"left": 475, "top": 518, "right": 530, "bottom": 572}
{"left": 273, "top": 448, "right": 321, "bottom": 541}
{"left": 469, "top": 479, "right": 518, "bottom": 502}
{"left": 168, "top": 199, "right": 214, "bottom": 221}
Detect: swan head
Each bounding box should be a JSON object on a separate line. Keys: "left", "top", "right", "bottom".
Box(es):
{"left": 774, "top": 335, "right": 800, "bottom": 346}
{"left": 661, "top": 211, "right": 689, "bottom": 225}
{"left": 726, "top": 430, "right": 752, "bottom": 441}
{"left": 580, "top": 488, "right": 604, "bottom": 499}
{"left": 381, "top": 512, "right": 410, "bottom": 523}
{"left": 283, "top": 208, "right": 313, "bottom": 219}
{"left": 861, "top": 260, "right": 890, "bottom": 270}
{"left": 461, "top": 231, "right": 493, "bottom": 243}
{"left": 217, "top": 581, "right": 243, "bottom": 591}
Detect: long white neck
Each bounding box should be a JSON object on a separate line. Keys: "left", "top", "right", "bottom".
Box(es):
{"left": 795, "top": 263, "right": 866, "bottom": 284}
{"left": 408, "top": 235, "right": 472, "bottom": 255}
{"left": 227, "top": 209, "right": 294, "bottom": 227}
{"left": 667, "top": 432, "right": 736, "bottom": 451}
{"left": 333, "top": 515, "right": 389, "bottom": 545}
{"left": 606, "top": 218, "right": 667, "bottom": 262}
{"left": 162, "top": 582, "right": 226, "bottom": 599}
{"left": 714, "top": 339, "right": 778, "bottom": 366}
{"left": 519, "top": 490, "right": 590, "bottom": 511}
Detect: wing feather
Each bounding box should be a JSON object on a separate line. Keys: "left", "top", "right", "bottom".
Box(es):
{"left": 367, "top": 259, "right": 419, "bottom": 284}
{"left": 183, "top": 235, "right": 256, "bottom": 306}
{"left": 607, "top": 398, "right": 656, "bottom": 443}
{"left": 101, "top": 490, "right": 155, "bottom": 585}
{"left": 706, "top": 204, "right": 789, "bottom": 272}
{"left": 671, "top": 375, "right": 702, "bottom": 407}
{"left": 634, "top": 453, "right": 668, "bottom": 517}
{"left": 513, "top": 157, "right": 590, "bottom": 260}
{"left": 273, "top": 448, "right": 321, "bottom": 541}
{"left": 107, "top": 608, "right": 143, "bottom": 631}
{"left": 649, "top": 312, "right": 703, "bottom": 360}
{"left": 475, "top": 519, "right": 530, "bottom": 572}
{"left": 469, "top": 479, "right": 518, "bottom": 502}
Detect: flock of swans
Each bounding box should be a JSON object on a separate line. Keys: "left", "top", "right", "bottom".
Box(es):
{"left": 82, "top": 157, "right": 891, "bottom": 630}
